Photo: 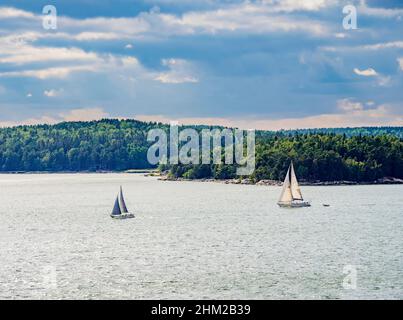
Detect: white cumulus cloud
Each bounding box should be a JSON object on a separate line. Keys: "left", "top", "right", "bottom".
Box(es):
{"left": 353, "top": 68, "right": 378, "bottom": 77}
{"left": 0, "top": 7, "right": 35, "bottom": 19}
{"left": 154, "top": 59, "right": 199, "bottom": 84}
{"left": 44, "top": 89, "right": 63, "bottom": 97}
{"left": 261, "top": 0, "right": 335, "bottom": 12}
{"left": 337, "top": 98, "right": 364, "bottom": 112}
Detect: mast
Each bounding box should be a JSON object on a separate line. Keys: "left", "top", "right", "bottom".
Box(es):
{"left": 119, "top": 186, "right": 129, "bottom": 213}
{"left": 111, "top": 196, "right": 121, "bottom": 216}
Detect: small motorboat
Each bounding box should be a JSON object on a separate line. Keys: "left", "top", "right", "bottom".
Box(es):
{"left": 323, "top": 204, "right": 330, "bottom": 207}
{"left": 110, "top": 186, "right": 135, "bottom": 219}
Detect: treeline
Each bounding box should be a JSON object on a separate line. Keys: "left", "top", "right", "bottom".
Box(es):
{"left": 164, "top": 133, "right": 403, "bottom": 182}
{"left": 256, "top": 133, "right": 402, "bottom": 181}
{"left": 0, "top": 119, "right": 165, "bottom": 171}
{"left": 275, "top": 127, "right": 403, "bottom": 139}
{"left": 0, "top": 120, "right": 402, "bottom": 182}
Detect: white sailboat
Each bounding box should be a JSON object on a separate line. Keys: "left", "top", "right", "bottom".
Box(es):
{"left": 110, "top": 186, "right": 135, "bottom": 219}
{"left": 278, "top": 162, "right": 311, "bottom": 208}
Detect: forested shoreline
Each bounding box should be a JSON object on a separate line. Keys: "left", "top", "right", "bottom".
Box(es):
{"left": 0, "top": 119, "right": 402, "bottom": 183}
{"left": 162, "top": 133, "right": 403, "bottom": 183}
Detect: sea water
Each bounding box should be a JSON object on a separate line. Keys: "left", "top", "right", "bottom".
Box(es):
{"left": 0, "top": 174, "right": 401, "bottom": 299}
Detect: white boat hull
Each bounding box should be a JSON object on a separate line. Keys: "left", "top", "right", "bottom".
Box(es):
{"left": 110, "top": 213, "right": 135, "bottom": 219}
{"left": 278, "top": 201, "right": 311, "bottom": 208}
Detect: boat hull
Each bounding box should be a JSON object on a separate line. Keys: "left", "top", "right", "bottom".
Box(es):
{"left": 110, "top": 213, "right": 135, "bottom": 219}
{"left": 278, "top": 201, "right": 311, "bottom": 208}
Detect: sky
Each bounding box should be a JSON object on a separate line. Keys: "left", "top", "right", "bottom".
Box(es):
{"left": 0, "top": 0, "right": 402, "bottom": 129}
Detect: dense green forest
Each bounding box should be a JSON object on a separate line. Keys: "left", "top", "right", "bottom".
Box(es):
{"left": 165, "top": 133, "right": 402, "bottom": 182}
{"left": 0, "top": 119, "right": 163, "bottom": 171}
{"left": 0, "top": 119, "right": 402, "bottom": 182}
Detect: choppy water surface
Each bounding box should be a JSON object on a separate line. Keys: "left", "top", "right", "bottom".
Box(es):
{"left": 0, "top": 174, "right": 401, "bottom": 299}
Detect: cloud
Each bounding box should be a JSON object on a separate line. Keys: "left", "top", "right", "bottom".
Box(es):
{"left": 59, "top": 108, "right": 109, "bottom": 122}
{"left": 0, "top": 33, "right": 104, "bottom": 79}
{"left": 2, "top": 102, "right": 401, "bottom": 130}
{"left": 261, "top": 0, "right": 336, "bottom": 12}
{"left": 44, "top": 89, "right": 63, "bottom": 97}
{"left": 359, "top": 0, "right": 403, "bottom": 17}
{"left": 0, "top": 115, "right": 58, "bottom": 128}
{"left": 377, "top": 75, "right": 391, "bottom": 87}
{"left": 352, "top": 68, "right": 392, "bottom": 87}
{"left": 0, "top": 3, "right": 402, "bottom": 128}
{"left": 73, "top": 32, "right": 124, "bottom": 41}
{"left": 148, "top": 0, "right": 337, "bottom": 13}
{"left": 337, "top": 98, "right": 364, "bottom": 111}
{"left": 334, "top": 33, "right": 347, "bottom": 38}
{"left": 0, "top": 19, "right": 153, "bottom": 81}
{"left": 0, "top": 108, "right": 109, "bottom": 127}
{"left": 0, "top": 7, "right": 35, "bottom": 19}
{"left": 154, "top": 59, "right": 198, "bottom": 84}
{"left": 166, "top": 3, "right": 329, "bottom": 36}
{"left": 353, "top": 68, "right": 378, "bottom": 76}
{"left": 0, "top": 3, "right": 332, "bottom": 43}
{"left": 135, "top": 102, "right": 403, "bottom": 130}
{"left": 0, "top": 41, "right": 143, "bottom": 79}
{"left": 321, "top": 41, "right": 403, "bottom": 53}
{"left": 362, "top": 41, "right": 403, "bottom": 50}
{"left": 0, "top": 66, "right": 98, "bottom": 79}
{"left": 0, "top": 44, "right": 99, "bottom": 65}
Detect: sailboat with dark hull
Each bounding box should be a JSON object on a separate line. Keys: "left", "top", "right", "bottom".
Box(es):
{"left": 278, "top": 162, "right": 311, "bottom": 208}
{"left": 111, "top": 186, "right": 135, "bottom": 219}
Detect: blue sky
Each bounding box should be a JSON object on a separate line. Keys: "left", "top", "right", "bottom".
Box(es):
{"left": 0, "top": 0, "right": 402, "bottom": 129}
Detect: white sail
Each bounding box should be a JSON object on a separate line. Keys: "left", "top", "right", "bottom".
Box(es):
{"left": 119, "top": 186, "right": 129, "bottom": 213}
{"left": 278, "top": 166, "right": 293, "bottom": 203}
{"left": 290, "top": 162, "right": 303, "bottom": 200}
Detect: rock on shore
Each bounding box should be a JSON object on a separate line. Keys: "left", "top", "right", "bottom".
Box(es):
{"left": 156, "top": 175, "right": 403, "bottom": 186}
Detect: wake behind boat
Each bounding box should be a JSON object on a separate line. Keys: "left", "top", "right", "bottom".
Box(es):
{"left": 110, "top": 186, "right": 135, "bottom": 219}
{"left": 278, "top": 162, "right": 311, "bottom": 208}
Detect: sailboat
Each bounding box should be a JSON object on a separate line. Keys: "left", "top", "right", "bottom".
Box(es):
{"left": 110, "top": 186, "right": 135, "bottom": 219}
{"left": 277, "top": 162, "right": 311, "bottom": 208}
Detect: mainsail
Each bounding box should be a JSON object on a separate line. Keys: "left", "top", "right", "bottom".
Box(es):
{"left": 278, "top": 161, "right": 304, "bottom": 204}
{"left": 111, "top": 196, "right": 121, "bottom": 216}
{"left": 290, "top": 162, "right": 303, "bottom": 200}
{"left": 119, "top": 186, "right": 129, "bottom": 213}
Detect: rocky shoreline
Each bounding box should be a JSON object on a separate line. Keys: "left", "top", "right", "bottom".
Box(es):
{"left": 156, "top": 175, "right": 403, "bottom": 186}
{"left": 2, "top": 170, "right": 401, "bottom": 185}
{"left": 1, "top": 169, "right": 158, "bottom": 174}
